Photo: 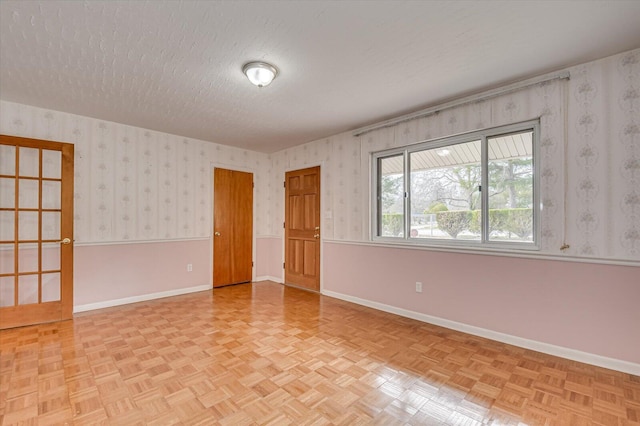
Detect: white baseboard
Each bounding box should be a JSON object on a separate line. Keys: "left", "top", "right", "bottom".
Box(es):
{"left": 254, "top": 276, "right": 284, "bottom": 283}
{"left": 74, "top": 284, "right": 212, "bottom": 313}
{"left": 322, "top": 290, "right": 640, "bottom": 376}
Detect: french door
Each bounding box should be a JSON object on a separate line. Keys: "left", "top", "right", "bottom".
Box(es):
{"left": 0, "top": 135, "right": 74, "bottom": 329}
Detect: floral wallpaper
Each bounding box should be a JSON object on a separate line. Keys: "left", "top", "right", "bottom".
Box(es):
{"left": 567, "top": 50, "right": 640, "bottom": 259}
{"left": 271, "top": 49, "right": 639, "bottom": 262}
{"left": 0, "top": 101, "right": 273, "bottom": 242}
{"left": 271, "top": 75, "right": 566, "bottom": 249}
{"left": 1, "top": 48, "right": 638, "bottom": 262}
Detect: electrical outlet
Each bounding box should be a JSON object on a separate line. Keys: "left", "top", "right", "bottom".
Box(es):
{"left": 187, "top": 264, "right": 193, "bottom": 272}
{"left": 415, "top": 281, "right": 422, "bottom": 293}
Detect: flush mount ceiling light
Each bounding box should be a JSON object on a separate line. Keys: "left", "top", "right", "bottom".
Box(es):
{"left": 242, "top": 61, "right": 278, "bottom": 87}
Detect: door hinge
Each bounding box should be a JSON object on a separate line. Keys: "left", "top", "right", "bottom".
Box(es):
{"left": 283, "top": 222, "right": 285, "bottom": 228}
{"left": 283, "top": 262, "right": 285, "bottom": 269}
{"left": 283, "top": 181, "right": 286, "bottom": 188}
{"left": 252, "top": 261, "right": 254, "bottom": 267}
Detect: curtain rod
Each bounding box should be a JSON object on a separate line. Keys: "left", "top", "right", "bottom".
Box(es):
{"left": 352, "top": 70, "right": 571, "bottom": 137}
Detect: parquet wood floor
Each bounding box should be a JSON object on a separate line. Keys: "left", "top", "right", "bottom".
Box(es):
{"left": 1, "top": 282, "right": 638, "bottom": 425}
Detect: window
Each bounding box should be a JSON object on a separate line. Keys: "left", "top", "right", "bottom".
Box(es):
{"left": 372, "top": 121, "right": 539, "bottom": 249}
{"left": 377, "top": 154, "right": 405, "bottom": 237}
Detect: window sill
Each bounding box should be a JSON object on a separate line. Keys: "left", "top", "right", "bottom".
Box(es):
{"left": 372, "top": 236, "right": 539, "bottom": 252}
{"left": 322, "top": 238, "right": 640, "bottom": 267}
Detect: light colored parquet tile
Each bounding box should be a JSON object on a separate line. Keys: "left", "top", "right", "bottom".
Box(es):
{"left": 1, "top": 281, "right": 639, "bottom": 425}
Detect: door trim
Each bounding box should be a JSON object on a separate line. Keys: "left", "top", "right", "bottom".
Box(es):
{"left": 283, "top": 163, "right": 324, "bottom": 292}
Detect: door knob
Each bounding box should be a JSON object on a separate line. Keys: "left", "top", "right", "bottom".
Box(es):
{"left": 58, "top": 238, "right": 71, "bottom": 245}
{"left": 314, "top": 234, "right": 320, "bottom": 238}
{"left": 214, "top": 232, "right": 221, "bottom": 236}
{"left": 315, "top": 226, "right": 320, "bottom": 231}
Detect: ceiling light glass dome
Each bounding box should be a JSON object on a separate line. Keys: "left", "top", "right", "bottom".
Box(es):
{"left": 242, "top": 62, "right": 278, "bottom": 87}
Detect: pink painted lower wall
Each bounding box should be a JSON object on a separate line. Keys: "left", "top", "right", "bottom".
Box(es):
{"left": 255, "top": 237, "right": 283, "bottom": 280}
{"left": 323, "top": 242, "right": 640, "bottom": 364}
{"left": 74, "top": 239, "right": 211, "bottom": 307}
{"left": 255, "top": 238, "right": 270, "bottom": 278}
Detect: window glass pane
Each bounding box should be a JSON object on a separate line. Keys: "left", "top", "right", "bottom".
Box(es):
{"left": 487, "top": 131, "right": 534, "bottom": 242}
{"left": 410, "top": 140, "right": 481, "bottom": 241}
{"left": 378, "top": 155, "right": 404, "bottom": 237}
{"left": 0, "top": 145, "right": 16, "bottom": 175}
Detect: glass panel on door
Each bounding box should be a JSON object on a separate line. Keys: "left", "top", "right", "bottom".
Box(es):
{"left": 18, "top": 211, "right": 38, "bottom": 241}
{"left": 18, "top": 274, "right": 38, "bottom": 305}
{"left": 18, "top": 243, "right": 38, "bottom": 272}
{"left": 42, "top": 212, "right": 61, "bottom": 241}
{"left": 0, "top": 145, "right": 16, "bottom": 175}
{"left": 42, "top": 150, "right": 61, "bottom": 179}
{"left": 42, "top": 243, "right": 60, "bottom": 271}
{"left": 0, "top": 178, "right": 15, "bottom": 208}
{"left": 0, "top": 244, "right": 14, "bottom": 274}
{"left": 0, "top": 276, "right": 14, "bottom": 307}
{"left": 42, "top": 181, "right": 61, "bottom": 209}
{"left": 42, "top": 272, "right": 61, "bottom": 302}
{"left": 0, "top": 211, "right": 14, "bottom": 241}
{"left": 18, "top": 147, "right": 39, "bottom": 177}
{"left": 18, "top": 179, "right": 39, "bottom": 209}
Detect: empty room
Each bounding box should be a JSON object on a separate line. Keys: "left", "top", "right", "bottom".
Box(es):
{"left": 0, "top": 1, "right": 639, "bottom": 424}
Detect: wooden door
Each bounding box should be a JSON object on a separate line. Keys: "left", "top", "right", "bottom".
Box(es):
{"left": 213, "top": 168, "right": 253, "bottom": 287}
{"left": 285, "top": 166, "right": 321, "bottom": 291}
{"left": 0, "top": 135, "right": 74, "bottom": 329}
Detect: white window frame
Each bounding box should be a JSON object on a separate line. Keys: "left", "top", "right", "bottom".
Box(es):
{"left": 371, "top": 120, "right": 540, "bottom": 251}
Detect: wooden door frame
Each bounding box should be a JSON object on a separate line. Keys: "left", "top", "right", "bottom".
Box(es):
{"left": 282, "top": 163, "right": 324, "bottom": 293}
{"left": 210, "top": 164, "right": 256, "bottom": 287}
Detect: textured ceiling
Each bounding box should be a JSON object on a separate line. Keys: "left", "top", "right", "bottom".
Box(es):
{"left": 1, "top": 1, "right": 639, "bottom": 153}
